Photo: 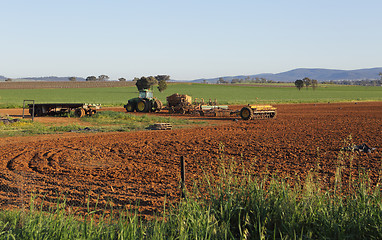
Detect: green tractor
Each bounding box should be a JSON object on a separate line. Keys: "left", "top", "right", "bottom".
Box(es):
{"left": 124, "top": 89, "right": 163, "bottom": 113}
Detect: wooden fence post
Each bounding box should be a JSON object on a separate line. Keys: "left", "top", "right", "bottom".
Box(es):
{"left": 180, "top": 156, "right": 185, "bottom": 198}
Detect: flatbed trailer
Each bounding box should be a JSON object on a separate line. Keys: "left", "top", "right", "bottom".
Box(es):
{"left": 27, "top": 102, "right": 101, "bottom": 117}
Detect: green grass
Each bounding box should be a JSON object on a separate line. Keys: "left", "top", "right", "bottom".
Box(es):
{"left": 0, "top": 112, "right": 204, "bottom": 137}
{"left": 0, "top": 84, "right": 381, "bottom": 108}
{"left": 79, "top": 111, "right": 205, "bottom": 132}
{"left": 0, "top": 153, "right": 381, "bottom": 239}
{"left": 0, "top": 120, "right": 86, "bottom": 137}
{"left": 158, "top": 84, "right": 382, "bottom": 104}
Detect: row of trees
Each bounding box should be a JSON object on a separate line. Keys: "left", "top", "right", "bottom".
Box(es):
{"left": 322, "top": 79, "right": 382, "bottom": 86}
{"left": 69, "top": 76, "right": 129, "bottom": 82}
{"left": 85, "top": 75, "right": 110, "bottom": 81}
{"left": 321, "top": 74, "right": 382, "bottom": 86}
{"left": 217, "top": 76, "right": 276, "bottom": 84}
{"left": 294, "top": 77, "right": 318, "bottom": 90}
{"left": 296, "top": 73, "right": 382, "bottom": 88}
{"left": 78, "top": 75, "right": 170, "bottom": 92}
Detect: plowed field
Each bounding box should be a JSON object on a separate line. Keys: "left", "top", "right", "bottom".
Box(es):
{"left": 0, "top": 102, "right": 381, "bottom": 218}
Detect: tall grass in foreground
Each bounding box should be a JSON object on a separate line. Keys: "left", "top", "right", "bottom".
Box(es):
{"left": 0, "top": 156, "right": 381, "bottom": 239}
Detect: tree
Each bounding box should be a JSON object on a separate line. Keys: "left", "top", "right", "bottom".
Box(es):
{"left": 68, "top": 77, "right": 77, "bottom": 81}
{"left": 135, "top": 76, "right": 157, "bottom": 91}
{"left": 303, "top": 77, "right": 312, "bottom": 89}
{"left": 118, "top": 78, "right": 126, "bottom": 82}
{"left": 155, "top": 75, "right": 170, "bottom": 82}
{"left": 86, "top": 76, "right": 97, "bottom": 81}
{"left": 295, "top": 79, "right": 304, "bottom": 90}
{"left": 217, "top": 77, "right": 228, "bottom": 84}
{"left": 311, "top": 79, "right": 318, "bottom": 90}
{"left": 98, "top": 75, "right": 109, "bottom": 81}
{"left": 157, "top": 79, "right": 167, "bottom": 92}
{"left": 231, "top": 78, "right": 241, "bottom": 84}
{"left": 155, "top": 75, "right": 170, "bottom": 92}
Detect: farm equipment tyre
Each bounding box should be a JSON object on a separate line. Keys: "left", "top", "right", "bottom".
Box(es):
{"left": 29, "top": 107, "right": 42, "bottom": 117}
{"left": 74, "top": 108, "right": 86, "bottom": 118}
{"left": 125, "top": 102, "right": 135, "bottom": 112}
{"left": 137, "top": 100, "right": 150, "bottom": 112}
{"left": 87, "top": 109, "right": 96, "bottom": 116}
{"left": 240, "top": 106, "right": 253, "bottom": 120}
{"left": 34, "top": 107, "right": 43, "bottom": 117}
{"left": 153, "top": 99, "right": 163, "bottom": 112}
{"left": 269, "top": 112, "right": 277, "bottom": 118}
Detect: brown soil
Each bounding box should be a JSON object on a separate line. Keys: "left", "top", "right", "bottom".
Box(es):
{"left": 0, "top": 102, "right": 381, "bottom": 218}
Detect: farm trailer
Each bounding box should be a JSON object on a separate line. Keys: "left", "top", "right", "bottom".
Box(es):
{"left": 24, "top": 101, "right": 101, "bottom": 118}
{"left": 199, "top": 105, "right": 277, "bottom": 119}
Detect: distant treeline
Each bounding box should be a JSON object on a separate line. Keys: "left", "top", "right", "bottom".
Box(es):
{"left": 216, "top": 76, "right": 278, "bottom": 84}
{"left": 0, "top": 81, "right": 134, "bottom": 89}
{"left": 322, "top": 79, "right": 382, "bottom": 86}
{"left": 217, "top": 76, "right": 382, "bottom": 87}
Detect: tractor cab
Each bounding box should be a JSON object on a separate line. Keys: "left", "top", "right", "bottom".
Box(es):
{"left": 139, "top": 89, "right": 153, "bottom": 99}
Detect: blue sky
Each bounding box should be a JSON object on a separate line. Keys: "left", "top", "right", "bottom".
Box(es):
{"left": 1, "top": 0, "right": 381, "bottom": 80}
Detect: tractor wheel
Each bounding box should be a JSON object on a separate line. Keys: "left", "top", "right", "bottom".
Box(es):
{"left": 137, "top": 100, "right": 150, "bottom": 112}
{"left": 153, "top": 99, "right": 163, "bottom": 112}
{"left": 125, "top": 102, "right": 135, "bottom": 112}
{"left": 240, "top": 106, "right": 253, "bottom": 120}
{"left": 74, "top": 108, "right": 86, "bottom": 118}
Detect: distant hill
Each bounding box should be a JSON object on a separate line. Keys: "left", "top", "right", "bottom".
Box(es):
{"left": 2, "top": 67, "right": 382, "bottom": 83}
{"left": 193, "top": 67, "right": 382, "bottom": 83}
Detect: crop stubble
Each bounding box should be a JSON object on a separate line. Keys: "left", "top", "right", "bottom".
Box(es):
{"left": 0, "top": 102, "right": 381, "bottom": 218}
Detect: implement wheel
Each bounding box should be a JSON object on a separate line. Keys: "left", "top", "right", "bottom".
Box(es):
{"left": 269, "top": 111, "right": 277, "bottom": 119}
{"left": 74, "top": 108, "right": 86, "bottom": 118}
{"left": 87, "top": 109, "right": 96, "bottom": 116}
{"left": 153, "top": 99, "right": 163, "bottom": 112}
{"left": 31, "top": 107, "right": 42, "bottom": 117}
{"left": 240, "top": 106, "right": 253, "bottom": 120}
